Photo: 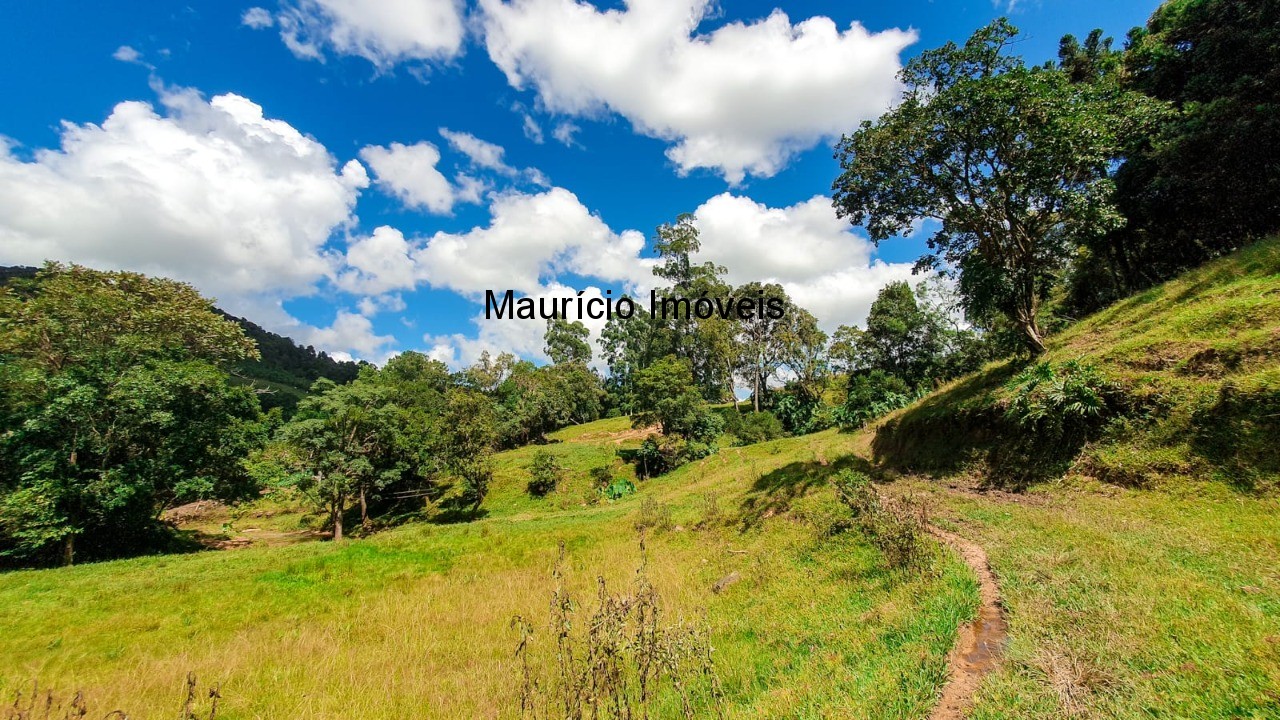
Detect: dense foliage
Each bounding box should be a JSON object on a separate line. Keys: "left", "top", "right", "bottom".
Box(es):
{"left": 220, "top": 312, "right": 362, "bottom": 414}
{"left": 833, "top": 19, "right": 1165, "bottom": 354}
{"left": 0, "top": 264, "right": 266, "bottom": 565}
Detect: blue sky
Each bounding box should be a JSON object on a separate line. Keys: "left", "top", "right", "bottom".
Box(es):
{"left": 0, "top": 0, "right": 1160, "bottom": 365}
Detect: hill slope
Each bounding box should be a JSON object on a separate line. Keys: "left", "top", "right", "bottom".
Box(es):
{"left": 875, "top": 235, "right": 1280, "bottom": 491}
{"left": 866, "top": 236, "right": 1280, "bottom": 718}
{"left": 0, "top": 418, "right": 977, "bottom": 719}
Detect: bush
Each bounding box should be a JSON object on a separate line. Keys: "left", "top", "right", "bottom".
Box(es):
{"left": 1003, "top": 361, "right": 1119, "bottom": 445}
{"left": 724, "top": 410, "right": 785, "bottom": 446}
{"left": 526, "top": 449, "right": 564, "bottom": 497}
{"left": 591, "top": 464, "right": 636, "bottom": 501}
{"left": 833, "top": 470, "right": 928, "bottom": 570}
{"left": 511, "top": 543, "right": 724, "bottom": 719}
{"left": 634, "top": 431, "right": 719, "bottom": 479}
{"left": 835, "top": 371, "right": 917, "bottom": 430}
{"left": 772, "top": 394, "right": 834, "bottom": 435}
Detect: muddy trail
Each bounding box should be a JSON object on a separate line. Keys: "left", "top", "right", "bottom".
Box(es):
{"left": 928, "top": 526, "right": 1009, "bottom": 720}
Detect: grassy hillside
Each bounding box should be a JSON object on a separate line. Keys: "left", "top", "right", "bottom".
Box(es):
{"left": 875, "top": 235, "right": 1280, "bottom": 491}
{"left": 864, "top": 237, "right": 1280, "bottom": 718}
{"left": 0, "top": 420, "right": 977, "bottom": 719}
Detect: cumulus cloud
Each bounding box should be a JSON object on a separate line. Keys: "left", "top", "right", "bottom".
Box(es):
{"left": 480, "top": 0, "right": 915, "bottom": 182}
{"left": 0, "top": 86, "right": 368, "bottom": 319}
{"left": 337, "top": 225, "right": 419, "bottom": 295}
{"left": 307, "top": 310, "right": 397, "bottom": 360}
{"left": 359, "top": 141, "right": 461, "bottom": 214}
{"left": 266, "top": 0, "right": 466, "bottom": 69}
{"left": 333, "top": 187, "right": 651, "bottom": 300}
{"left": 689, "top": 193, "right": 919, "bottom": 330}
{"left": 414, "top": 187, "right": 653, "bottom": 296}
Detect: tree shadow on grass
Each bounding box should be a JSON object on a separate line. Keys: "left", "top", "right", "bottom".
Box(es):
{"left": 430, "top": 494, "right": 490, "bottom": 524}
{"left": 737, "top": 454, "right": 874, "bottom": 532}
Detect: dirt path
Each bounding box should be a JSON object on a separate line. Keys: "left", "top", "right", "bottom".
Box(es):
{"left": 927, "top": 525, "right": 1009, "bottom": 720}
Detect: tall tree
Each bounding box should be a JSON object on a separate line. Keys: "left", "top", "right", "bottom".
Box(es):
{"left": 734, "top": 282, "right": 790, "bottom": 411}
{"left": 833, "top": 19, "right": 1164, "bottom": 354}
{"left": 276, "top": 377, "right": 403, "bottom": 541}
{"left": 543, "top": 318, "right": 592, "bottom": 365}
{"left": 858, "top": 281, "right": 944, "bottom": 388}
{"left": 779, "top": 306, "right": 829, "bottom": 404}
{"left": 651, "top": 215, "right": 734, "bottom": 400}
{"left": 1114, "top": 0, "right": 1280, "bottom": 278}
{"left": 0, "top": 264, "right": 263, "bottom": 565}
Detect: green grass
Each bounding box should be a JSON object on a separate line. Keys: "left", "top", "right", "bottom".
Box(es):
{"left": 876, "top": 234, "right": 1280, "bottom": 491}
{"left": 0, "top": 422, "right": 976, "bottom": 719}
{"left": 860, "top": 235, "right": 1280, "bottom": 717}
{"left": 903, "top": 477, "right": 1280, "bottom": 719}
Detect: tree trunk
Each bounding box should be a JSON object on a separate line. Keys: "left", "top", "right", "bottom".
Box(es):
{"left": 753, "top": 371, "right": 760, "bottom": 413}
{"left": 332, "top": 498, "right": 344, "bottom": 542}
{"left": 63, "top": 534, "right": 75, "bottom": 566}
{"left": 359, "top": 486, "right": 369, "bottom": 530}
{"left": 1021, "top": 317, "right": 1046, "bottom": 355}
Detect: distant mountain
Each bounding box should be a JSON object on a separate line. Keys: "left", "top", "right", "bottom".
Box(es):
{"left": 1, "top": 265, "right": 361, "bottom": 413}
{"left": 217, "top": 310, "right": 364, "bottom": 413}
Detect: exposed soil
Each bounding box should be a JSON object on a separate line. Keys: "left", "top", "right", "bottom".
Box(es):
{"left": 928, "top": 525, "right": 1009, "bottom": 720}
{"left": 578, "top": 425, "right": 660, "bottom": 444}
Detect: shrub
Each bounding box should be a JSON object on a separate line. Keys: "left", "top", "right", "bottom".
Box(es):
{"left": 835, "top": 371, "right": 917, "bottom": 430}
{"left": 633, "top": 496, "right": 673, "bottom": 532}
{"left": 772, "top": 394, "right": 834, "bottom": 435}
{"left": 1003, "top": 361, "right": 1120, "bottom": 445}
{"left": 724, "top": 410, "right": 785, "bottom": 446}
{"left": 526, "top": 450, "right": 564, "bottom": 497}
{"left": 591, "top": 464, "right": 637, "bottom": 501}
{"left": 833, "top": 470, "right": 928, "bottom": 570}
{"left": 634, "top": 432, "right": 719, "bottom": 479}
{"left": 696, "top": 492, "right": 723, "bottom": 529}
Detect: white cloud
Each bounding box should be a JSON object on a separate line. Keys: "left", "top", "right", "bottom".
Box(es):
{"left": 337, "top": 225, "right": 419, "bottom": 295}
{"left": 0, "top": 87, "right": 367, "bottom": 321}
{"left": 333, "top": 188, "right": 652, "bottom": 342}
{"left": 689, "top": 193, "right": 919, "bottom": 330}
{"left": 454, "top": 173, "right": 490, "bottom": 204}
{"left": 272, "top": 0, "right": 466, "bottom": 69}
{"left": 520, "top": 112, "right": 545, "bottom": 143}
{"left": 112, "top": 45, "right": 144, "bottom": 64}
{"left": 359, "top": 141, "right": 459, "bottom": 214}
{"left": 414, "top": 187, "right": 653, "bottom": 296}
{"left": 356, "top": 293, "right": 406, "bottom": 317}
{"left": 480, "top": 0, "right": 915, "bottom": 182}
{"left": 552, "top": 121, "right": 581, "bottom": 147}
{"left": 241, "top": 7, "right": 275, "bottom": 29}
{"left": 307, "top": 310, "right": 397, "bottom": 360}
{"left": 439, "top": 127, "right": 516, "bottom": 175}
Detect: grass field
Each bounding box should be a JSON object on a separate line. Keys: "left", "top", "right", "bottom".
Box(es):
{"left": 0, "top": 423, "right": 977, "bottom": 720}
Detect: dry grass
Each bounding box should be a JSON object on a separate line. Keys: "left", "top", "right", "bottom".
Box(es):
{"left": 0, "top": 424, "right": 976, "bottom": 719}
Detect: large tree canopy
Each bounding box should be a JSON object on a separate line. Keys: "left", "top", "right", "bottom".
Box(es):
{"left": 0, "top": 264, "right": 264, "bottom": 565}
{"left": 833, "top": 20, "right": 1164, "bottom": 354}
